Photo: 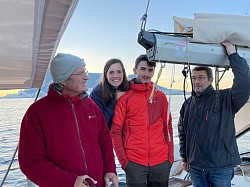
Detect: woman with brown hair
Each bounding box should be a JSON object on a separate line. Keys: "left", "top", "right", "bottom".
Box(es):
{"left": 90, "top": 58, "right": 129, "bottom": 129}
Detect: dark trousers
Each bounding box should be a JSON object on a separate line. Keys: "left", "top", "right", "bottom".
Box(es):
{"left": 125, "top": 160, "right": 172, "bottom": 187}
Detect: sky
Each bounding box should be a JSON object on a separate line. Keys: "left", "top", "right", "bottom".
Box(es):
{"left": 0, "top": 0, "right": 250, "bottom": 96}
{"left": 56, "top": 0, "right": 250, "bottom": 89}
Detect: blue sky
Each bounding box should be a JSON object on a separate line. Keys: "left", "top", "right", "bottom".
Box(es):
{"left": 56, "top": 0, "right": 250, "bottom": 89}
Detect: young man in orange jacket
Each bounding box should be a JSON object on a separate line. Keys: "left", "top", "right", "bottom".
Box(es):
{"left": 111, "top": 54, "right": 174, "bottom": 187}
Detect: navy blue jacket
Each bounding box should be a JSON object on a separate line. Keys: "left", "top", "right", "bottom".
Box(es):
{"left": 90, "top": 84, "right": 116, "bottom": 130}
{"left": 178, "top": 53, "right": 250, "bottom": 170}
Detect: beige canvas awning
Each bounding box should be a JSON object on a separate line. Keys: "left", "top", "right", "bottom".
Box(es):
{"left": 173, "top": 16, "right": 194, "bottom": 33}
{"left": 0, "top": 0, "right": 79, "bottom": 90}
{"left": 173, "top": 13, "right": 250, "bottom": 48}
{"left": 235, "top": 99, "right": 250, "bottom": 137}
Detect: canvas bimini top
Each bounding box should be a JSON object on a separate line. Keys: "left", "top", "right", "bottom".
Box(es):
{"left": 0, "top": 0, "right": 79, "bottom": 90}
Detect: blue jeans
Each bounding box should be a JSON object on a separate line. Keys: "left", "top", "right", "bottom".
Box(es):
{"left": 189, "top": 167, "right": 234, "bottom": 187}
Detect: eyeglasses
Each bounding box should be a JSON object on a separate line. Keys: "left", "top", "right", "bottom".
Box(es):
{"left": 71, "top": 70, "right": 88, "bottom": 77}
{"left": 191, "top": 76, "right": 206, "bottom": 81}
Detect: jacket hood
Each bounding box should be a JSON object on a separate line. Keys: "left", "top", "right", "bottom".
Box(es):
{"left": 129, "top": 78, "right": 154, "bottom": 92}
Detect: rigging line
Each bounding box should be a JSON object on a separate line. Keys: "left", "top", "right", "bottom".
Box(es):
{"left": 149, "top": 42, "right": 167, "bottom": 103}
{"left": 167, "top": 64, "right": 175, "bottom": 140}
{"left": 215, "top": 67, "right": 220, "bottom": 90}
{"left": 188, "top": 64, "right": 193, "bottom": 101}
{"left": 217, "top": 68, "right": 228, "bottom": 83}
{"left": 182, "top": 64, "right": 189, "bottom": 103}
{"left": 147, "top": 42, "right": 175, "bottom": 141}
{"left": 140, "top": 0, "right": 151, "bottom": 31}
{"left": 0, "top": 144, "right": 18, "bottom": 187}
{"left": 214, "top": 68, "right": 220, "bottom": 112}
{"left": 149, "top": 64, "right": 163, "bottom": 104}
{"left": 182, "top": 63, "right": 193, "bottom": 105}
{"left": 144, "top": 0, "right": 150, "bottom": 16}
{"left": 170, "top": 64, "right": 176, "bottom": 89}
{"left": 183, "top": 40, "right": 192, "bottom": 104}
{"left": 168, "top": 64, "right": 176, "bottom": 107}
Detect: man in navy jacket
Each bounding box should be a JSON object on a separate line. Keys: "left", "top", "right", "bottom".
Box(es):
{"left": 178, "top": 42, "right": 250, "bottom": 187}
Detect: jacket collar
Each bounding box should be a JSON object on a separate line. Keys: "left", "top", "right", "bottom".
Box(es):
{"left": 192, "top": 85, "right": 214, "bottom": 98}
{"left": 48, "top": 83, "right": 88, "bottom": 102}
{"left": 129, "top": 78, "right": 153, "bottom": 91}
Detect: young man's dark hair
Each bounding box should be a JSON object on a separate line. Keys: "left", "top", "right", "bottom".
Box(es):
{"left": 135, "top": 54, "right": 156, "bottom": 68}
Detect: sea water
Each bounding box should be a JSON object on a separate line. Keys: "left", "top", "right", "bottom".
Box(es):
{"left": 0, "top": 96, "right": 249, "bottom": 187}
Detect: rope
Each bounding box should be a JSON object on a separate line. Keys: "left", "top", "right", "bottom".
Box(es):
{"left": 148, "top": 38, "right": 168, "bottom": 103}
{"left": 182, "top": 64, "right": 192, "bottom": 104}
{"left": 214, "top": 68, "right": 220, "bottom": 112}
{"left": 168, "top": 64, "right": 176, "bottom": 111}
{"left": 166, "top": 64, "right": 176, "bottom": 140}
{"left": 149, "top": 64, "right": 163, "bottom": 103}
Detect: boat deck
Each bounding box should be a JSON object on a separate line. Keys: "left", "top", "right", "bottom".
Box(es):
{"left": 169, "top": 160, "right": 250, "bottom": 187}
{"left": 235, "top": 163, "right": 250, "bottom": 177}
{"left": 169, "top": 177, "right": 192, "bottom": 187}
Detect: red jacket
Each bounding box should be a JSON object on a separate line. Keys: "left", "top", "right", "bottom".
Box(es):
{"left": 111, "top": 80, "right": 174, "bottom": 170}
{"left": 18, "top": 87, "right": 116, "bottom": 187}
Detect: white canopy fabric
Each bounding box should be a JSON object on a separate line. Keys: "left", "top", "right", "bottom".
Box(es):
{"left": 0, "top": 0, "right": 79, "bottom": 90}
{"left": 235, "top": 99, "right": 250, "bottom": 136}
{"left": 173, "top": 13, "right": 250, "bottom": 48}
{"left": 191, "top": 13, "right": 250, "bottom": 48}
{"left": 173, "top": 16, "right": 194, "bottom": 33}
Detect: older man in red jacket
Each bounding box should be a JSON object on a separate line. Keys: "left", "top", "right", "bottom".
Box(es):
{"left": 18, "top": 53, "right": 118, "bottom": 187}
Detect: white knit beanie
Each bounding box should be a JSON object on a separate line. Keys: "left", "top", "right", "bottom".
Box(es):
{"left": 50, "top": 53, "right": 86, "bottom": 83}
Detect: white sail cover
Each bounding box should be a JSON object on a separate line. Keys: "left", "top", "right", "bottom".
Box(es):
{"left": 191, "top": 13, "right": 250, "bottom": 48}
{"left": 174, "top": 13, "right": 250, "bottom": 48}
{"left": 235, "top": 99, "right": 250, "bottom": 136}
{"left": 0, "top": 0, "right": 78, "bottom": 90}
{"left": 173, "top": 16, "right": 193, "bottom": 33}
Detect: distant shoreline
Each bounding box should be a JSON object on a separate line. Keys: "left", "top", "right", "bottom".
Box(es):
{"left": 0, "top": 73, "right": 190, "bottom": 98}
{"left": 0, "top": 93, "right": 190, "bottom": 99}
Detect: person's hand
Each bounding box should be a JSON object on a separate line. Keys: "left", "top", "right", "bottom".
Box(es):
{"left": 116, "top": 91, "right": 125, "bottom": 100}
{"left": 104, "top": 172, "right": 118, "bottom": 187}
{"left": 74, "top": 175, "right": 97, "bottom": 187}
{"left": 221, "top": 42, "right": 236, "bottom": 55}
{"left": 182, "top": 161, "right": 190, "bottom": 172}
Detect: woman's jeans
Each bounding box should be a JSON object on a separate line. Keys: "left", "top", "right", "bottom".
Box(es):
{"left": 190, "top": 167, "right": 234, "bottom": 187}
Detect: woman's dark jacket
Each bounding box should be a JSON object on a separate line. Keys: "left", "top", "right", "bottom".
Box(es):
{"left": 90, "top": 84, "right": 116, "bottom": 130}
{"left": 178, "top": 53, "right": 250, "bottom": 170}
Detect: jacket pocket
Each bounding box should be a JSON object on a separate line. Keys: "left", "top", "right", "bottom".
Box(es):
{"left": 124, "top": 160, "right": 131, "bottom": 171}
{"left": 124, "top": 122, "right": 131, "bottom": 147}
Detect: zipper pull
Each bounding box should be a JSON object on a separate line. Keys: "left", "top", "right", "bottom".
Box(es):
{"left": 205, "top": 110, "right": 208, "bottom": 121}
